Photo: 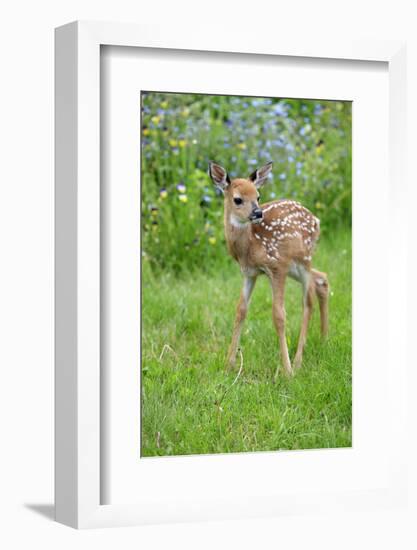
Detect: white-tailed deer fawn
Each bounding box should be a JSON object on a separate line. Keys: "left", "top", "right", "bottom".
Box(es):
{"left": 209, "top": 161, "right": 329, "bottom": 378}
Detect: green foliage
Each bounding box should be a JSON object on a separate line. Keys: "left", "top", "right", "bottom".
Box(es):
{"left": 141, "top": 230, "right": 352, "bottom": 456}
{"left": 141, "top": 92, "right": 351, "bottom": 275}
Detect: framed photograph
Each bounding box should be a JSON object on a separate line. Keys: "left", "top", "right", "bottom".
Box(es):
{"left": 55, "top": 21, "right": 407, "bottom": 528}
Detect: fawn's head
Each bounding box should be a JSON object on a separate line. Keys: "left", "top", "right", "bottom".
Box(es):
{"left": 209, "top": 161, "right": 273, "bottom": 225}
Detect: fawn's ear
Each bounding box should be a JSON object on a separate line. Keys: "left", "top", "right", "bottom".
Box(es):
{"left": 209, "top": 162, "right": 230, "bottom": 191}
{"left": 249, "top": 161, "right": 273, "bottom": 188}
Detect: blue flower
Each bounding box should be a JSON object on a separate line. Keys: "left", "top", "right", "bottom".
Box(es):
{"left": 273, "top": 138, "right": 285, "bottom": 148}
{"left": 200, "top": 195, "right": 212, "bottom": 207}
{"left": 279, "top": 173, "right": 286, "bottom": 180}
{"left": 272, "top": 103, "right": 287, "bottom": 117}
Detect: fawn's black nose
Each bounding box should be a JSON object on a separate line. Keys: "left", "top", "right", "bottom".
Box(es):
{"left": 252, "top": 208, "right": 263, "bottom": 219}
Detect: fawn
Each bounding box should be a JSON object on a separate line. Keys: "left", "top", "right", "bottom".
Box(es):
{"left": 209, "top": 161, "right": 329, "bottom": 378}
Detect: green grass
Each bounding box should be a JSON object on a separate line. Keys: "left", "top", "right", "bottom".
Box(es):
{"left": 141, "top": 229, "right": 352, "bottom": 457}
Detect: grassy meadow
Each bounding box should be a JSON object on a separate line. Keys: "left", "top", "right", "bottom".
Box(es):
{"left": 141, "top": 229, "right": 351, "bottom": 456}
{"left": 141, "top": 92, "right": 352, "bottom": 457}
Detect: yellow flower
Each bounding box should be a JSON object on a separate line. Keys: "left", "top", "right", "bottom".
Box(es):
{"left": 237, "top": 143, "right": 247, "bottom": 150}
{"left": 179, "top": 194, "right": 188, "bottom": 203}
{"left": 208, "top": 237, "right": 216, "bottom": 245}
{"left": 181, "top": 108, "right": 190, "bottom": 117}
{"left": 159, "top": 189, "right": 168, "bottom": 199}
{"left": 151, "top": 115, "right": 162, "bottom": 125}
{"left": 161, "top": 100, "right": 169, "bottom": 109}
{"left": 178, "top": 139, "right": 187, "bottom": 148}
{"left": 169, "top": 139, "right": 178, "bottom": 147}
{"left": 142, "top": 128, "right": 150, "bottom": 136}
{"left": 315, "top": 201, "right": 323, "bottom": 209}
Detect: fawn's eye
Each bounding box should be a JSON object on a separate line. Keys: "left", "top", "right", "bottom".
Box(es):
{"left": 233, "top": 197, "right": 243, "bottom": 206}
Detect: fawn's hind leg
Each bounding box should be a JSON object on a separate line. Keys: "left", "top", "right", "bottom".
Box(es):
{"left": 311, "top": 269, "right": 329, "bottom": 337}
{"left": 293, "top": 268, "right": 315, "bottom": 370}
{"left": 270, "top": 270, "right": 293, "bottom": 379}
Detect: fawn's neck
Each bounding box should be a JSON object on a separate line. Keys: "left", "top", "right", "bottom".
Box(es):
{"left": 223, "top": 204, "right": 253, "bottom": 263}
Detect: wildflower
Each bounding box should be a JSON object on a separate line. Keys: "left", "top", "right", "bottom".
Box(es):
{"left": 279, "top": 173, "right": 286, "bottom": 180}
{"left": 142, "top": 127, "right": 150, "bottom": 136}
{"left": 159, "top": 188, "right": 168, "bottom": 199}
{"left": 161, "top": 100, "right": 169, "bottom": 109}
{"left": 179, "top": 194, "right": 188, "bottom": 203}
{"left": 151, "top": 115, "right": 162, "bottom": 125}
{"left": 314, "top": 104, "right": 323, "bottom": 115}
{"left": 181, "top": 108, "right": 190, "bottom": 117}
{"left": 176, "top": 183, "right": 186, "bottom": 193}
{"left": 237, "top": 143, "right": 247, "bottom": 150}
{"left": 299, "top": 124, "right": 311, "bottom": 136}
{"left": 178, "top": 139, "right": 187, "bottom": 148}
{"left": 169, "top": 139, "right": 178, "bottom": 147}
{"left": 200, "top": 195, "right": 212, "bottom": 207}
{"left": 204, "top": 221, "right": 211, "bottom": 232}
{"left": 315, "top": 201, "right": 323, "bottom": 209}
{"left": 269, "top": 191, "right": 276, "bottom": 199}
{"left": 273, "top": 103, "right": 287, "bottom": 117}
{"left": 208, "top": 237, "right": 216, "bottom": 245}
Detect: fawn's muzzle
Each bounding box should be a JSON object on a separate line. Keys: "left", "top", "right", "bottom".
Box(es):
{"left": 250, "top": 208, "right": 263, "bottom": 221}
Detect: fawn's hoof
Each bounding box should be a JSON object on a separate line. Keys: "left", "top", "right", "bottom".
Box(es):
{"left": 273, "top": 366, "right": 293, "bottom": 382}
{"left": 226, "top": 358, "right": 236, "bottom": 371}
{"left": 293, "top": 356, "right": 302, "bottom": 370}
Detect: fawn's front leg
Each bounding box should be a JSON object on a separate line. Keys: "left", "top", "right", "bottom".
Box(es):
{"left": 270, "top": 270, "right": 292, "bottom": 379}
{"left": 227, "top": 275, "right": 257, "bottom": 370}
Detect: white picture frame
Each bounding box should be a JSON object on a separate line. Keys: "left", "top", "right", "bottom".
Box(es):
{"left": 55, "top": 21, "right": 407, "bottom": 529}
